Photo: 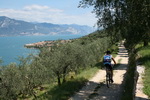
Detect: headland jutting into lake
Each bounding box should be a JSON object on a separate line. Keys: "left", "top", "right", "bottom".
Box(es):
{"left": 24, "top": 40, "right": 72, "bottom": 48}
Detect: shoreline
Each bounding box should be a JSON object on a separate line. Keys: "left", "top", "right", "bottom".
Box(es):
{"left": 24, "top": 40, "right": 72, "bottom": 48}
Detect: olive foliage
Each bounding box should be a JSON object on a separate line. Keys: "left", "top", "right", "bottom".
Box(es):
{"left": 79, "top": 0, "right": 150, "bottom": 48}
{"left": 0, "top": 30, "right": 115, "bottom": 99}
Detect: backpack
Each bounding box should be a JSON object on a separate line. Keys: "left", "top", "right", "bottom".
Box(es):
{"left": 103, "top": 55, "right": 112, "bottom": 65}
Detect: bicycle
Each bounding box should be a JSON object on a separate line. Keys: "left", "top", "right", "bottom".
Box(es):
{"left": 106, "top": 68, "right": 113, "bottom": 88}
{"left": 105, "top": 64, "right": 114, "bottom": 88}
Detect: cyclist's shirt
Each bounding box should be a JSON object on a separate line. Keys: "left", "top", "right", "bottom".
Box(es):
{"left": 103, "top": 54, "right": 112, "bottom": 65}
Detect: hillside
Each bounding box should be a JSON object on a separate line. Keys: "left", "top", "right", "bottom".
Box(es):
{"left": 0, "top": 16, "right": 94, "bottom": 36}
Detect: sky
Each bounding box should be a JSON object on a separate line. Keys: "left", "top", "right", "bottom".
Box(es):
{"left": 0, "top": 0, "right": 98, "bottom": 27}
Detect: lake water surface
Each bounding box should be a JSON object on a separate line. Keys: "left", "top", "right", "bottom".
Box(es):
{"left": 0, "top": 34, "right": 84, "bottom": 65}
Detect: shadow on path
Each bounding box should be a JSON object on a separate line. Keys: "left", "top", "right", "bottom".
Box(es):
{"left": 114, "top": 64, "right": 128, "bottom": 70}
{"left": 71, "top": 63, "right": 128, "bottom": 100}
{"left": 135, "top": 97, "right": 150, "bottom": 100}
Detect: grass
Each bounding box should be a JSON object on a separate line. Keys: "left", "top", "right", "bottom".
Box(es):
{"left": 136, "top": 45, "right": 150, "bottom": 97}
{"left": 32, "top": 67, "right": 99, "bottom": 100}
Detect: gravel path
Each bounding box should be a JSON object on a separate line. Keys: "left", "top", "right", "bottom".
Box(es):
{"left": 69, "top": 44, "right": 128, "bottom": 100}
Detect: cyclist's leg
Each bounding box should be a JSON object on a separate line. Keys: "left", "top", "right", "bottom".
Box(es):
{"left": 105, "top": 64, "right": 109, "bottom": 76}
{"left": 109, "top": 64, "right": 114, "bottom": 83}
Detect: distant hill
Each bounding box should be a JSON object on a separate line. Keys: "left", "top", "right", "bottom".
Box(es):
{"left": 0, "top": 16, "right": 95, "bottom": 36}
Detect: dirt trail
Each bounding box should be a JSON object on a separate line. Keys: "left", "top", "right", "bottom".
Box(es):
{"left": 69, "top": 44, "right": 128, "bottom": 100}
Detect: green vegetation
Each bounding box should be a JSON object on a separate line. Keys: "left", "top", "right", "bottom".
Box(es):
{"left": 79, "top": 0, "right": 150, "bottom": 48}
{"left": 136, "top": 45, "right": 150, "bottom": 97}
{"left": 0, "top": 0, "right": 149, "bottom": 99}
{"left": 79, "top": 0, "right": 149, "bottom": 99}
{"left": 34, "top": 67, "right": 99, "bottom": 100}
{"left": 121, "top": 53, "right": 136, "bottom": 100}
{"left": 0, "top": 30, "right": 119, "bottom": 100}
{"left": 121, "top": 44, "right": 150, "bottom": 100}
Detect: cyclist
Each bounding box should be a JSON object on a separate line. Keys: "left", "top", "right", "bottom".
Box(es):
{"left": 103, "top": 51, "right": 116, "bottom": 83}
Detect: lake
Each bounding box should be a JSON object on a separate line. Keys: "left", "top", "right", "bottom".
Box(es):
{"left": 0, "top": 34, "right": 85, "bottom": 65}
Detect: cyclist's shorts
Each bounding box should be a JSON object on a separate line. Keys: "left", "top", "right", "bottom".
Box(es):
{"left": 104, "top": 64, "right": 113, "bottom": 70}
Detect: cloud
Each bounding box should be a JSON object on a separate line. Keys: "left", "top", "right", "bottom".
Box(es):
{"left": 23, "top": 5, "right": 50, "bottom": 10}
{"left": 23, "top": 5, "right": 63, "bottom": 12}
{"left": 0, "top": 5, "right": 97, "bottom": 26}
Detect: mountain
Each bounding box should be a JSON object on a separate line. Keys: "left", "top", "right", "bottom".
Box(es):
{"left": 0, "top": 16, "right": 94, "bottom": 36}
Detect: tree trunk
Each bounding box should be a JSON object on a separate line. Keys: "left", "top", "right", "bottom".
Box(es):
{"left": 56, "top": 72, "right": 61, "bottom": 86}
{"left": 62, "top": 75, "right": 66, "bottom": 83}
{"left": 62, "top": 65, "right": 68, "bottom": 83}
{"left": 143, "top": 40, "right": 148, "bottom": 46}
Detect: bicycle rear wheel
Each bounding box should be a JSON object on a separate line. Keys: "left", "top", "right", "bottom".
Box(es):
{"left": 106, "top": 74, "right": 111, "bottom": 88}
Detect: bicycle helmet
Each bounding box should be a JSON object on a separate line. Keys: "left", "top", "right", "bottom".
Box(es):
{"left": 106, "top": 51, "right": 111, "bottom": 54}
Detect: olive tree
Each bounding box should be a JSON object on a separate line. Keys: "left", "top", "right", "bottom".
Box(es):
{"left": 79, "top": 0, "right": 150, "bottom": 48}
{"left": 0, "top": 63, "right": 23, "bottom": 100}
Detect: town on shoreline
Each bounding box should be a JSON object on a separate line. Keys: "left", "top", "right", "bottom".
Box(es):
{"left": 24, "top": 40, "right": 72, "bottom": 48}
